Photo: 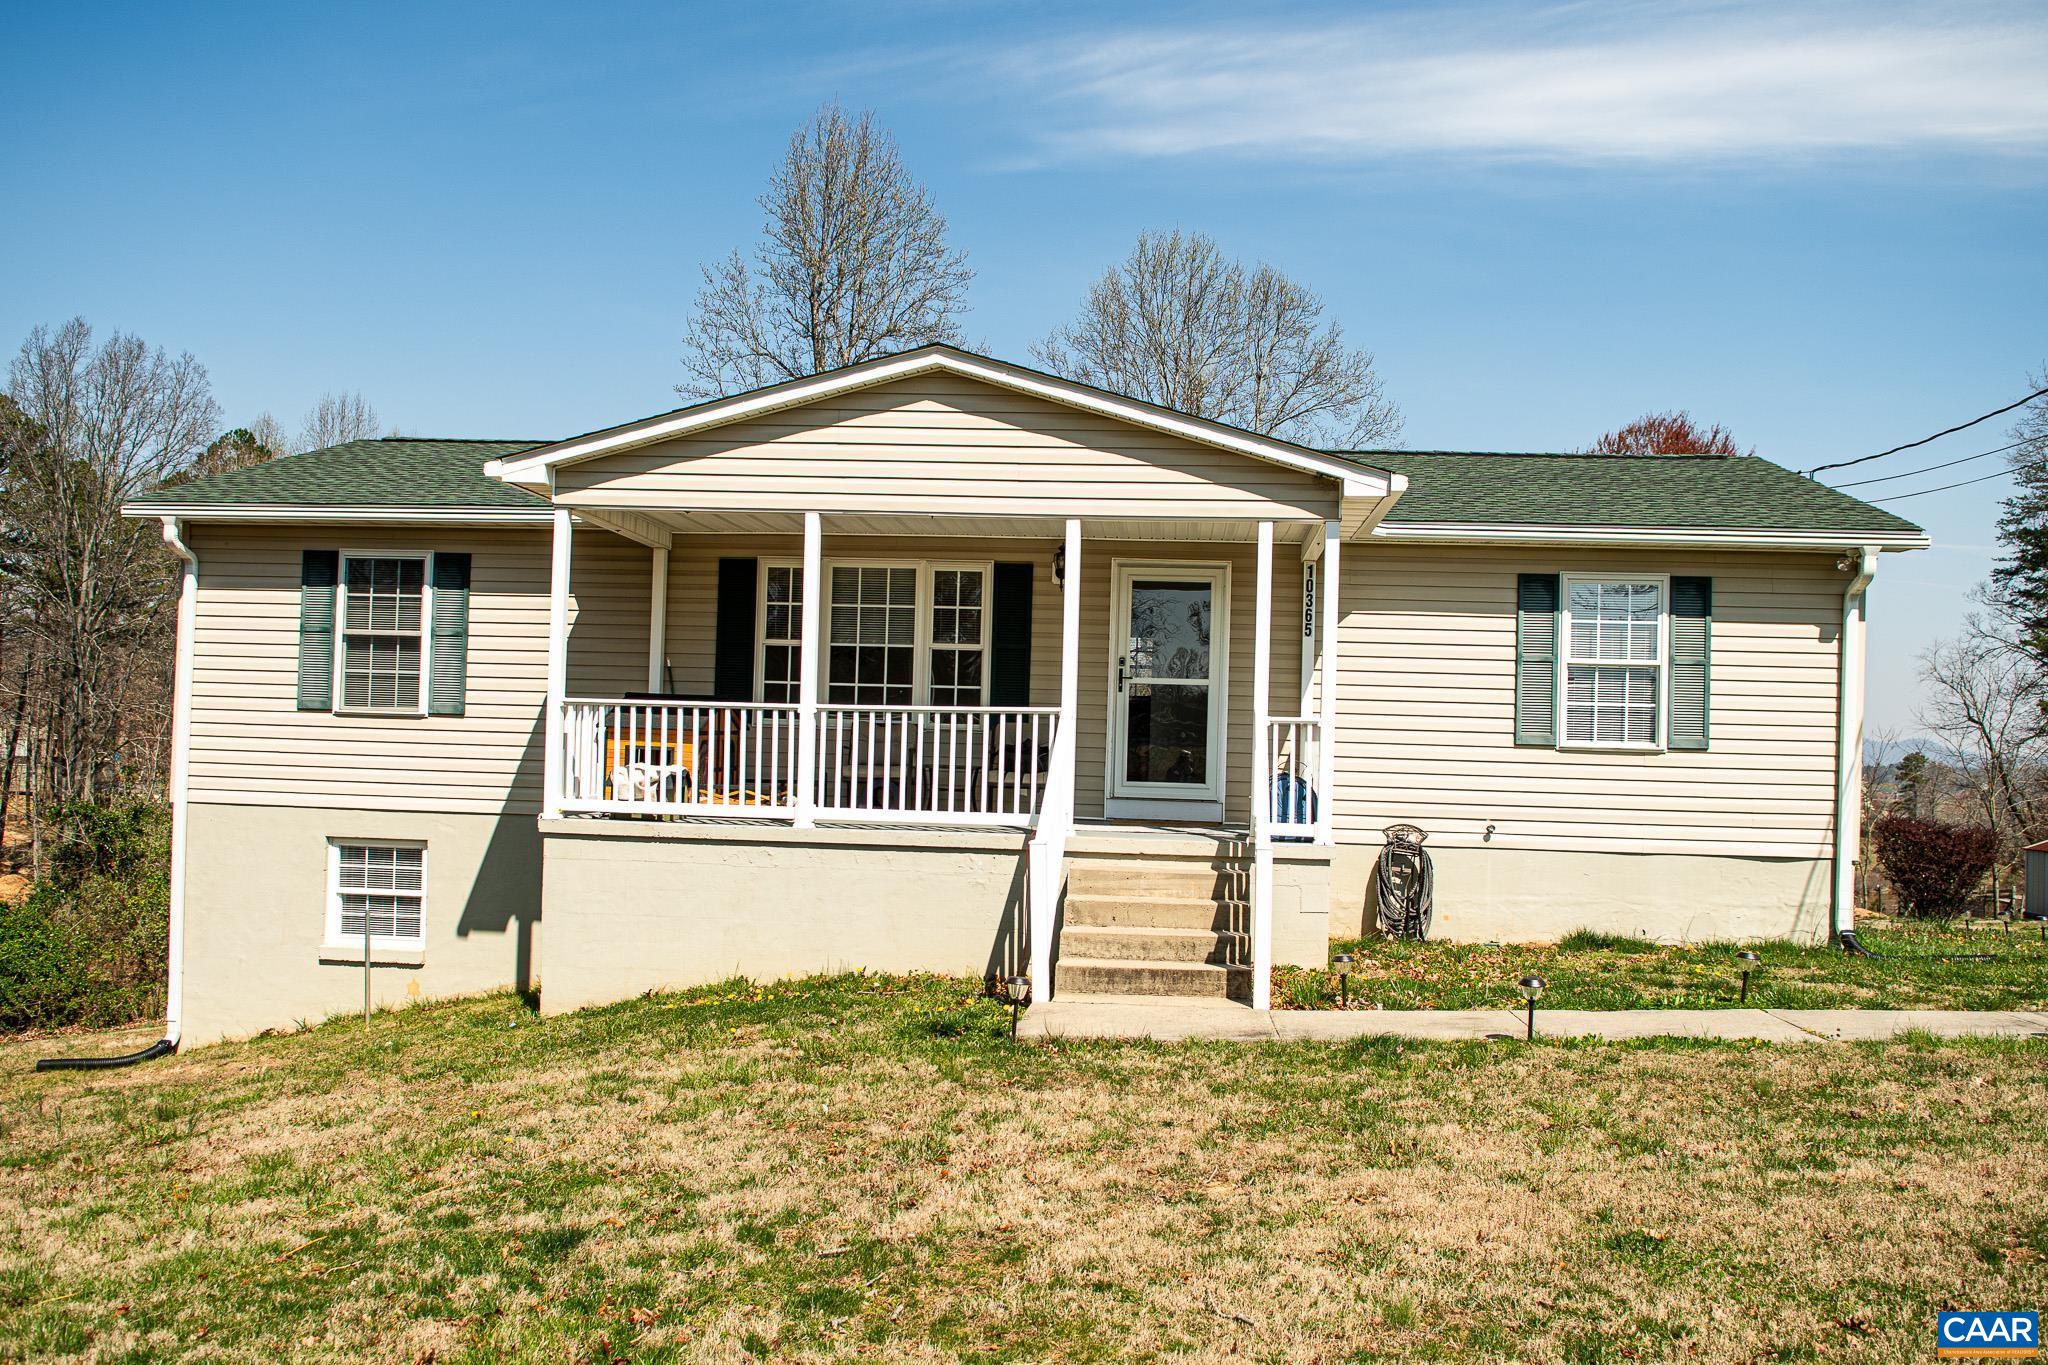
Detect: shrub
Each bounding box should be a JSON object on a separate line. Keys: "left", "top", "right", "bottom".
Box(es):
{"left": 1870, "top": 815, "right": 1997, "bottom": 919}
{"left": 0, "top": 799, "right": 170, "bottom": 1030}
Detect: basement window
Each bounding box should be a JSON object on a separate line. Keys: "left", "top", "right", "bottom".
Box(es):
{"left": 325, "top": 841, "right": 426, "bottom": 951}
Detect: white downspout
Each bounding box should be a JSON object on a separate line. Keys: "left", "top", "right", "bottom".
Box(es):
{"left": 159, "top": 516, "right": 196, "bottom": 1049}
{"left": 1833, "top": 546, "right": 1879, "bottom": 941}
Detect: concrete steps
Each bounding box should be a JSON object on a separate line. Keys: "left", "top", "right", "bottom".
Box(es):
{"left": 1056, "top": 957, "right": 1252, "bottom": 1000}
{"left": 1060, "top": 923, "right": 1248, "bottom": 964}
{"left": 1057, "top": 846, "right": 1254, "bottom": 1003}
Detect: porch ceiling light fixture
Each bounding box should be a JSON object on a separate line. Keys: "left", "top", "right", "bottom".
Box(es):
{"left": 1333, "top": 953, "right": 1355, "bottom": 1009}
{"left": 1516, "top": 974, "right": 1546, "bottom": 1042}
{"left": 1735, "top": 950, "right": 1762, "bottom": 1004}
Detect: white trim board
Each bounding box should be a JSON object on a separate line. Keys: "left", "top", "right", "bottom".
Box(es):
{"left": 486, "top": 345, "right": 1393, "bottom": 499}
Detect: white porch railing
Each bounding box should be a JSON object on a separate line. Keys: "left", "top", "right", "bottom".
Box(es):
{"left": 1266, "top": 716, "right": 1322, "bottom": 838}
{"left": 561, "top": 700, "right": 800, "bottom": 817}
{"left": 814, "top": 705, "right": 1059, "bottom": 824}
{"left": 559, "top": 699, "right": 1060, "bottom": 824}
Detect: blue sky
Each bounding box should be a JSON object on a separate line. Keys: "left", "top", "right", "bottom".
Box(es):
{"left": 4, "top": 0, "right": 2044, "bottom": 733}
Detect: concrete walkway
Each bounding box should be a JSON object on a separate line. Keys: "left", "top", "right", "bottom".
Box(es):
{"left": 1018, "top": 995, "right": 2048, "bottom": 1044}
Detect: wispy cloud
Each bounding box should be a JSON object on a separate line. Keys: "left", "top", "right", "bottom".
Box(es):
{"left": 976, "top": 1, "right": 2048, "bottom": 166}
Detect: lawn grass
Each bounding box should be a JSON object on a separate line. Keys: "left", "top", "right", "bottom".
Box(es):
{"left": 4, "top": 974, "right": 2047, "bottom": 1361}
{"left": 1274, "top": 915, "right": 2048, "bottom": 1012}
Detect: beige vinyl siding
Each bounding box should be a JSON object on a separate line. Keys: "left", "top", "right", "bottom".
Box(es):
{"left": 187, "top": 524, "right": 646, "bottom": 815}
{"left": 657, "top": 534, "right": 1305, "bottom": 823}
{"left": 1324, "top": 545, "right": 1844, "bottom": 857}
{"left": 554, "top": 373, "right": 1337, "bottom": 522}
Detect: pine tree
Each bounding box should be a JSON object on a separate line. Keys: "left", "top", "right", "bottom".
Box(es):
{"left": 1989, "top": 368, "right": 2048, "bottom": 646}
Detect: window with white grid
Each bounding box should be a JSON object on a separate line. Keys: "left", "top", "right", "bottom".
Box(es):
{"left": 761, "top": 564, "right": 803, "bottom": 704}
{"left": 327, "top": 842, "right": 425, "bottom": 948}
{"left": 340, "top": 556, "right": 426, "bottom": 712}
{"left": 1562, "top": 578, "right": 1664, "bottom": 748}
{"left": 927, "top": 567, "right": 986, "bottom": 708}
{"left": 827, "top": 565, "right": 917, "bottom": 706}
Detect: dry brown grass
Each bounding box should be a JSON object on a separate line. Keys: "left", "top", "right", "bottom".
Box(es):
{"left": 2, "top": 977, "right": 2045, "bottom": 1362}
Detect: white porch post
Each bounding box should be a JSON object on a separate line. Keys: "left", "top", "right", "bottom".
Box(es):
{"left": 1059, "top": 519, "right": 1082, "bottom": 745}
{"left": 794, "top": 511, "right": 823, "bottom": 828}
{"left": 1317, "top": 518, "right": 1341, "bottom": 846}
{"left": 1030, "top": 518, "right": 1082, "bottom": 998}
{"left": 544, "top": 507, "right": 573, "bottom": 819}
{"left": 645, "top": 542, "right": 670, "bottom": 692}
{"left": 1251, "top": 521, "right": 1275, "bottom": 1010}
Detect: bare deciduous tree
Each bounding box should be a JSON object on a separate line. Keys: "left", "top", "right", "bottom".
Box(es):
{"left": 1033, "top": 229, "right": 1402, "bottom": 448}
{"left": 247, "top": 411, "right": 290, "bottom": 459}
{"left": 1585, "top": 411, "right": 1751, "bottom": 456}
{"left": 4, "top": 319, "right": 220, "bottom": 805}
{"left": 678, "top": 103, "right": 973, "bottom": 398}
{"left": 1917, "top": 611, "right": 2048, "bottom": 851}
{"left": 298, "top": 391, "right": 380, "bottom": 451}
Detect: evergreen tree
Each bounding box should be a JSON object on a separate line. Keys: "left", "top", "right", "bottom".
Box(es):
{"left": 1990, "top": 367, "right": 2048, "bottom": 646}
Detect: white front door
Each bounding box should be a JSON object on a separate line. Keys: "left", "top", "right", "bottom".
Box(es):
{"left": 1108, "top": 563, "right": 1229, "bottom": 806}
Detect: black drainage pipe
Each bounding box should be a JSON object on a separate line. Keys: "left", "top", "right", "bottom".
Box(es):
{"left": 35, "top": 1038, "right": 177, "bottom": 1072}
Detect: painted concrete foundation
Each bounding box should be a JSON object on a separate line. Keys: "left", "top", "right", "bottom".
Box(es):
{"left": 181, "top": 803, "right": 540, "bottom": 1045}
{"left": 539, "top": 821, "right": 1031, "bottom": 1015}
{"left": 1328, "top": 843, "right": 1834, "bottom": 945}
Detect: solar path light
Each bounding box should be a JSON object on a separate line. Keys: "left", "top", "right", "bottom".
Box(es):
{"left": 1517, "top": 975, "right": 1546, "bottom": 1042}
{"left": 1735, "top": 950, "right": 1761, "bottom": 1004}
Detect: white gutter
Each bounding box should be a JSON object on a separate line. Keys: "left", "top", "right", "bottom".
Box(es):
{"left": 118, "top": 503, "right": 551, "bottom": 525}
{"left": 1833, "top": 545, "right": 1880, "bottom": 941}
{"left": 1373, "top": 522, "right": 1929, "bottom": 552}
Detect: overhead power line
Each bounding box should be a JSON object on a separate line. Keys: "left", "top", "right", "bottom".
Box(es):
{"left": 1870, "top": 466, "right": 2015, "bottom": 503}
{"left": 1803, "top": 385, "right": 2048, "bottom": 476}
{"left": 1832, "top": 439, "right": 2027, "bottom": 489}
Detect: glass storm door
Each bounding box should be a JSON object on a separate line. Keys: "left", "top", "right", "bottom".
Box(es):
{"left": 1110, "top": 565, "right": 1227, "bottom": 802}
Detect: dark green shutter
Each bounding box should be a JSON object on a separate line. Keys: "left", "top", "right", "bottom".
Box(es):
{"left": 989, "top": 563, "right": 1034, "bottom": 706}
{"left": 713, "top": 558, "right": 758, "bottom": 701}
{"left": 1668, "top": 576, "right": 1711, "bottom": 751}
{"left": 428, "top": 553, "right": 472, "bottom": 717}
{"left": 1514, "top": 573, "right": 1560, "bottom": 746}
{"left": 296, "top": 549, "right": 340, "bottom": 711}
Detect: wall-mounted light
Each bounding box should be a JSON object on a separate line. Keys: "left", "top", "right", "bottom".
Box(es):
{"left": 1052, "top": 544, "right": 1066, "bottom": 585}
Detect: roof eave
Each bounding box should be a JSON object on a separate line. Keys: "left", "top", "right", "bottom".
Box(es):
{"left": 1371, "top": 522, "right": 1930, "bottom": 551}
{"left": 119, "top": 502, "right": 554, "bottom": 525}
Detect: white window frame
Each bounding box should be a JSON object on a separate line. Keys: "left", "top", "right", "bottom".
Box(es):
{"left": 1558, "top": 572, "right": 1669, "bottom": 753}
{"left": 756, "top": 560, "right": 806, "bottom": 705}
{"left": 323, "top": 839, "right": 427, "bottom": 951}
{"left": 334, "top": 551, "right": 432, "bottom": 717}
{"left": 754, "top": 557, "right": 995, "bottom": 707}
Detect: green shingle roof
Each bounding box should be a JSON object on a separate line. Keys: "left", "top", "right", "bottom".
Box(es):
{"left": 129, "top": 434, "right": 1920, "bottom": 541}
{"left": 127, "top": 438, "right": 550, "bottom": 510}
{"left": 1336, "top": 451, "right": 1922, "bottom": 537}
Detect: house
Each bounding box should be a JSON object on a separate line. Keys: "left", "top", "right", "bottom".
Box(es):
{"left": 123, "top": 346, "right": 1925, "bottom": 1045}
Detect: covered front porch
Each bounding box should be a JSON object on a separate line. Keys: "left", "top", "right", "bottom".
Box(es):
{"left": 537, "top": 508, "right": 1344, "bottom": 1005}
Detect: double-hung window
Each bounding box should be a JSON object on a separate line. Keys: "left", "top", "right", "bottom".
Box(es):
{"left": 1562, "top": 577, "right": 1665, "bottom": 748}
{"left": 760, "top": 562, "right": 991, "bottom": 706}
{"left": 927, "top": 567, "right": 986, "bottom": 707}
{"left": 327, "top": 841, "right": 425, "bottom": 949}
{"left": 340, "top": 555, "right": 427, "bottom": 713}
{"left": 827, "top": 566, "right": 919, "bottom": 705}
{"left": 760, "top": 564, "right": 804, "bottom": 704}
